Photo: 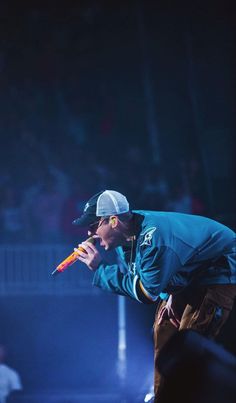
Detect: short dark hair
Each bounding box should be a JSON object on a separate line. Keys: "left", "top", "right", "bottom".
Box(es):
{"left": 116, "top": 211, "right": 132, "bottom": 223}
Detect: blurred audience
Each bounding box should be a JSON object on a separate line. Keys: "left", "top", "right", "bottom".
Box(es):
{"left": 31, "top": 174, "right": 66, "bottom": 243}
{"left": 0, "top": 184, "right": 26, "bottom": 243}
{"left": 0, "top": 138, "right": 210, "bottom": 244}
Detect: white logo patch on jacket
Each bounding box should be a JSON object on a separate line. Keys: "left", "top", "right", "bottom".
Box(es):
{"left": 140, "top": 227, "right": 156, "bottom": 246}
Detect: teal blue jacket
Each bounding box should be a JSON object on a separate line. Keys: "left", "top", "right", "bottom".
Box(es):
{"left": 93, "top": 211, "right": 236, "bottom": 303}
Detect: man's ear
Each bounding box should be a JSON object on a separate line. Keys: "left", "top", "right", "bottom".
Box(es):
{"left": 109, "top": 216, "right": 118, "bottom": 228}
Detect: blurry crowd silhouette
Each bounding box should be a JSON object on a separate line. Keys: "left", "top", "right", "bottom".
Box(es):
{"left": 0, "top": 130, "right": 207, "bottom": 245}
{"left": 4, "top": 0, "right": 230, "bottom": 247}
{"left": 0, "top": 1, "right": 212, "bottom": 245}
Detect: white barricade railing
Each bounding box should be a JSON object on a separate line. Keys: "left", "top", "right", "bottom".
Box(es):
{"left": 0, "top": 244, "right": 99, "bottom": 295}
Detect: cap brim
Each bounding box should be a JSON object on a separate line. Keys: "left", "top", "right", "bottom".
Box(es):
{"left": 72, "top": 213, "right": 97, "bottom": 227}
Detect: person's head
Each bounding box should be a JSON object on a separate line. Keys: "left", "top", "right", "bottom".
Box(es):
{"left": 73, "top": 190, "right": 133, "bottom": 250}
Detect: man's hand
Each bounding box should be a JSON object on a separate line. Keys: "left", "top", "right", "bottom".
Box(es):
{"left": 157, "top": 295, "right": 181, "bottom": 328}
{"left": 74, "top": 240, "right": 102, "bottom": 271}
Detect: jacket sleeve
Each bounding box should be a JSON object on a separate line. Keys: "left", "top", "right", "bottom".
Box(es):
{"left": 92, "top": 262, "right": 142, "bottom": 302}
{"left": 92, "top": 244, "right": 178, "bottom": 303}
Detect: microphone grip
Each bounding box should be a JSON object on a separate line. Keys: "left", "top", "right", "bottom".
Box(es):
{"left": 52, "top": 237, "right": 95, "bottom": 276}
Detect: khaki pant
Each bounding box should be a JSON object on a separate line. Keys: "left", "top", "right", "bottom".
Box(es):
{"left": 153, "top": 285, "right": 236, "bottom": 403}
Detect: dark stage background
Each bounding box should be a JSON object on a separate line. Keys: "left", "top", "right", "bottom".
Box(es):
{"left": 0, "top": 0, "right": 235, "bottom": 402}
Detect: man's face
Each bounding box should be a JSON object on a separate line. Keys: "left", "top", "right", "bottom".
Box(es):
{"left": 88, "top": 217, "right": 123, "bottom": 251}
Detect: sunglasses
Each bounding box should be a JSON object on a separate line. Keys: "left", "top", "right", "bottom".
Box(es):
{"left": 88, "top": 217, "right": 109, "bottom": 233}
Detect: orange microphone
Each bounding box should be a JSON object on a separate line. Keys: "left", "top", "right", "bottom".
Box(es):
{"left": 51, "top": 237, "right": 95, "bottom": 276}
